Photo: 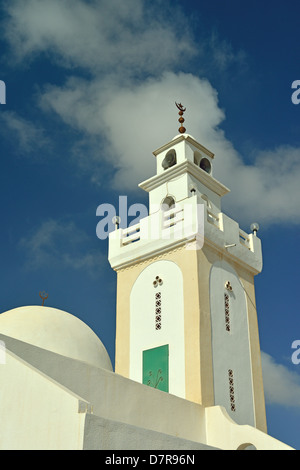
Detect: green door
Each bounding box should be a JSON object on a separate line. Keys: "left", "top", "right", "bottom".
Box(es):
{"left": 143, "top": 344, "right": 169, "bottom": 392}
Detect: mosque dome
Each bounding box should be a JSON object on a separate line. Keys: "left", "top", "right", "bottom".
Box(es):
{"left": 0, "top": 306, "right": 112, "bottom": 371}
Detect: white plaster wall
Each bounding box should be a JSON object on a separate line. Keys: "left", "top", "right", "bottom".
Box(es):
{"left": 187, "top": 175, "right": 221, "bottom": 212}
{"left": 0, "top": 338, "right": 292, "bottom": 450}
{"left": 148, "top": 174, "right": 188, "bottom": 213}
{"left": 156, "top": 140, "right": 189, "bottom": 175}
{"left": 83, "top": 414, "right": 216, "bottom": 450}
{"left": 130, "top": 260, "right": 185, "bottom": 399}
{"left": 155, "top": 137, "right": 212, "bottom": 176}
{"left": 205, "top": 406, "right": 294, "bottom": 450}
{"left": 0, "top": 350, "right": 87, "bottom": 450}
{"left": 209, "top": 260, "right": 255, "bottom": 426}
{"left": 0, "top": 336, "right": 208, "bottom": 447}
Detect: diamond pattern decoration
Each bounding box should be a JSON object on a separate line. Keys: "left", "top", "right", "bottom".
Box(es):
{"left": 155, "top": 291, "right": 162, "bottom": 330}
{"left": 224, "top": 292, "right": 230, "bottom": 332}
{"left": 228, "top": 369, "right": 236, "bottom": 412}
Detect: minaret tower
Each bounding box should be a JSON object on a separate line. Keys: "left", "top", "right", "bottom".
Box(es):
{"left": 108, "top": 105, "right": 267, "bottom": 432}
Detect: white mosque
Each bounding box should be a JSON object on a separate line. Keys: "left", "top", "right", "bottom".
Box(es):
{"left": 0, "top": 109, "right": 294, "bottom": 450}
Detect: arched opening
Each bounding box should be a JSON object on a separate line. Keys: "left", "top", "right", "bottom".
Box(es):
{"left": 162, "top": 150, "right": 177, "bottom": 170}
{"left": 161, "top": 196, "right": 175, "bottom": 210}
{"left": 161, "top": 196, "right": 176, "bottom": 226}
{"left": 130, "top": 260, "right": 185, "bottom": 398}
{"left": 237, "top": 443, "right": 257, "bottom": 450}
{"left": 200, "top": 157, "right": 212, "bottom": 174}
{"left": 209, "top": 261, "right": 255, "bottom": 427}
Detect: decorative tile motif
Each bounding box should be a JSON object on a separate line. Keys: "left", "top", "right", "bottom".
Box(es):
{"left": 153, "top": 276, "right": 163, "bottom": 287}
{"left": 228, "top": 369, "right": 236, "bottom": 412}
{"left": 224, "top": 292, "right": 230, "bottom": 332}
{"left": 225, "top": 281, "right": 233, "bottom": 291}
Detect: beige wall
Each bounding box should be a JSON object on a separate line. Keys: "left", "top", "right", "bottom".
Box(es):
{"left": 114, "top": 239, "right": 266, "bottom": 432}
{"left": 237, "top": 266, "right": 267, "bottom": 432}
{"left": 114, "top": 245, "right": 200, "bottom": 391}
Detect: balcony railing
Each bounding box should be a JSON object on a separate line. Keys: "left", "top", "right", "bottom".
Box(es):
{"left": 116, "top": 203, "right": 253, "bottom": 253}
{"left": 239, "top": 229, "right": 251, "bottom": 250}
{"left": 120, "top": 204, "right": 193, "bottom": 247}
{"left": 122, "top": 224, "right": 141, "bottom": 246}
{"left": 207, "top": 209, "right": 220, "bottom": 229}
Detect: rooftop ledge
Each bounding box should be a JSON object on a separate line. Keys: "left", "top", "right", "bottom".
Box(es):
{"left": 139, "top": 160, "right": 230, "bottom": 198}
{"left": 108, "top": 197, "right": 262, "bottom": 274}
{"left": 153, "top": 134, "right": 215, "bottom": 159}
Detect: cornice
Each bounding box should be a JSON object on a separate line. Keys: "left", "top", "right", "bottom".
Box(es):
{"left": 152, "top": 134, "right": 215, "bottom": 159}
{"left": 139, "top": 160, "right": 230, "bottom": 197}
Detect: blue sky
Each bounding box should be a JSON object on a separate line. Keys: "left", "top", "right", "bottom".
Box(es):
{"left": 0, "top": 0, "right": 300, "bottom": 449}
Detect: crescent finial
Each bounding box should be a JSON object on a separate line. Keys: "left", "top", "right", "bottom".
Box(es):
{"left": 175, "top": 102, "right": 187, "bottom": 133}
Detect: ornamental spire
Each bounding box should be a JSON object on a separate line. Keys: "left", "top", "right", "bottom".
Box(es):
{"left": 175, "top": 102, "right": 186, "bottom": 134}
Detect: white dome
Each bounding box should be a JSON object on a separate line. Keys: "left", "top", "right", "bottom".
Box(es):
{"left": 0, "top": 306, "right": 112, "bottom": 371}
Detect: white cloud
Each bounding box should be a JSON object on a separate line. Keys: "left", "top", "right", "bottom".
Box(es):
{"left": 0, "top": 111, "right": 50, "bottom": 154}
{"left": 226, "top": 145, "right": 300, "bottom": 225}
{"left": 261, "top": 351, "right": 300, "bottom": 408}
{"left": 39, "top": 71, "right": 300, "bottom": 226}
{"left": 39, "top": 71, "right": 224, "bottom": 187}
{"left": 3, "top": 0, "right": 300, "bottom": 227}
{"left": 207, "top": 29, "right": 247, "bottom": 73}
{"left": 20, "top": 219, "right": 104, "bottom": 277}
{"left": 3, "top": 0, "right": 195, "bottom": 75}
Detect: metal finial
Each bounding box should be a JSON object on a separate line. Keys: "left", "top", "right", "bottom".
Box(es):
{"left": 39, "top": 291, "right": 48, "bottom": 306}
{"left": 175, "top": 102, "right": 186, "bottom": 134}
